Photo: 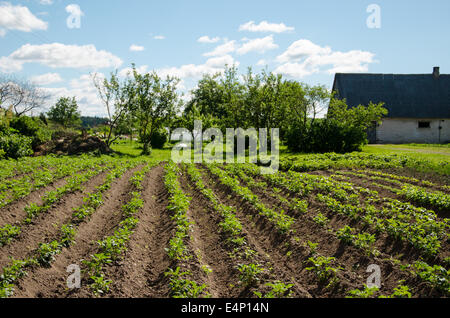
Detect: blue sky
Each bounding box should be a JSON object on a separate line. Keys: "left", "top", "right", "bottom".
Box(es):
{"left": 1, "top": 0, "right": 449, "bottom": 116}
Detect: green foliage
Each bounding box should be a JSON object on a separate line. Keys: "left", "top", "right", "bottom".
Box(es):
{"left": 150, "top": 129, "right": 168, "bottom": 149}
{"left": 165, "top": 267, "right": 209, "bottom": 298}
{"left": 0, "top": 133, "right": 33, "bottom": 159}
{"left": 47, "top": 97, "right": 81, "bottom": 127}
{"left": 306, "top": 255, "right": 342, "bottom": 286}
{"left": 237, "top": 263, "right": 264, "bottom": 287}
{"left": 254, "top": 281, "right": 294, "bottom": 298}
{"left": 0, "top": 224, "right": 21, "bottom": 246}
{"left": 313, "top": 213, "right": 329, "bottom": 227}
{"left": 10, "top": 116, "right": 51, "bottom": 148}
{"left": 130, "top": 66, "right": 180, "bottom": 155}
{"left": 36, "top": 241, "right": 61, "bottom": 266}
{"left": 347, "top": 285, "right": 379, "bottom": 298}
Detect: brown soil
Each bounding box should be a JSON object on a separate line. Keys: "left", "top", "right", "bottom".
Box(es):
{"left": 35, "top": 135, "right": 111, "bottom": 156}
{"left": 12, "top": 165, "right": 142, "bottom": 298}
{"left": 106, "top": 164, "right": 174, "bottom": 298}
{"left": 0, "top": 170, "right": 108, "bottom": 269}
{"left": 2, "top": 162, "right": 448, "bottom": 298}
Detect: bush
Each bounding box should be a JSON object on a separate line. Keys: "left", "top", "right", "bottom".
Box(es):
{"left": 10, "top": 116, "right": 51, "bottom": 148}
{"left": 286, "top": 119, "right": 367, "bottom": 153}
{"left": 150, "top": 129, "right": 168, "bottom": 149}
{"left": 0, "top": 133, "right": 33, "bottom": 159}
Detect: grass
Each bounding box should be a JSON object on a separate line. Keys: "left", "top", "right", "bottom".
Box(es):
{"left": 110, "top": 140, "right": 172, "bottom": 161}
{"left": 363, "top": 144, "right": 449, "bottom": 171}
{"left": 110, "top": 139, "right": 449, "bottom": 175}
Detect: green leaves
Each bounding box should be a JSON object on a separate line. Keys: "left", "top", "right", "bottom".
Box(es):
{"left": 0, "top": 224, "right": 21, "bottom": 246}
{"left": 306, "top": 255, "right": 342, "bottom": 287}
{"left": 164, "top": 267, "right": 209, "bottom": 298}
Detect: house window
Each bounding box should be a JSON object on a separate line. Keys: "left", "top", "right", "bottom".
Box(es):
{"left": 418, "top": 121, "right": 431, "bottom": 128}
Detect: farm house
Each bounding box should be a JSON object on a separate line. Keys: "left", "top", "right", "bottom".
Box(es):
{"left": 332, "top": 67, "right": 450, "bottom": 144}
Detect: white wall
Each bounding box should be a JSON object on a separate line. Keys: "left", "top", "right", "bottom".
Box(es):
{"left": 376, "top": 118, "right": 450, "bottom": 144}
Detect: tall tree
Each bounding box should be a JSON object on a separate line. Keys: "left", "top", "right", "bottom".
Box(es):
{"left": 130, "top": 66, "right": 180, "bottom": 155}
{"left": 47, "top": 97, "right": 81, "bottom": 127}
{"left": 92, "top": 72, "right": 134, "bottom": 147}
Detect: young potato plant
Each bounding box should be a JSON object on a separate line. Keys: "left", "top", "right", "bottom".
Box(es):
{"left": 306, "top": 255, "right": 342, "bottom": 288}
{"left": 165, "top": 162, "right": 192, "bottom": 261}
{"left": 83, "top": 161, "right": 156, "bottom": 296}
{"left": 254, "top": 281, "right": 294, "bottom": 298}
{"left": 207, "top": 164, "right": 294, "bottom": 234}
{"left": 164, "top": 267, "right": 209, "bottom": 298}
{"left": 336, "top": 225, "right": 377, "bottom": 255}
{"left": 237, "top": 263, "right": 264, "bottom": 287}
{"left": 0, "top": 258, "right": 37, "bottom": 298}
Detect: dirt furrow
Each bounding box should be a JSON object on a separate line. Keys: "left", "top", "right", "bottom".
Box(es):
{"left": 0, "top": 171, "right": 109, "bottom": 269}
{"left": 200, "top": 165, "right": 312, "bottom": 298}
{"left": 0, "top": 176, "right": 69, "bottom": 227}
{"left": 234, "top": 170, "right": 441, "bottom": 297}
{"left": 12, "top": 165, "right": 141, "bottom": 298}
{"left": 107, "top": 164, "right": 174, "bottom": 298}
{"left": 177, "top": 170, "right": 242, "bottom": 298}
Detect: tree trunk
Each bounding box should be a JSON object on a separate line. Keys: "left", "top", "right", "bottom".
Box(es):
{"left": 142, "top": 140, "right": 151, "bottom": 155}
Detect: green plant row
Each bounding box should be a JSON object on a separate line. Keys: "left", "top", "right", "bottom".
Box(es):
{"left": 279, "top": 152, "right": 450, "bottom": 175}
{"left": 0, "top": 156, "right": 112, "bottom": 209}
{"left": 184, "top": 164, "right": 296, "bottom": 298}
{"left": 0, "top": 161, "right": 115, "bottom": 247}
{"left": 235, "top": 163, "right": 448, "bottom": 259}
{"left": 221, "top": 164, "right": 309, "bottom": 216}
{"left": 184, "top": 164, "right": 246, "bottom": 247}
{"left": 163, "top": 161, "right": 209, "bottom": 298}
{"left": 82, "top": 161, "right": 157, "bottom": 296}
{"left": 0, "top": 154, "right": 81, "bottom": 181}
{"left": 0, "top": 159, "right": 139, "bottom": 298}
{"left": 336, "top": 170, "right": 450, "bottom": 211}
{"left": 206, "top": 164, "right": 295, "bottom": 234}
{"left": 355, "top": 169, "right": 449, "bottom": 192}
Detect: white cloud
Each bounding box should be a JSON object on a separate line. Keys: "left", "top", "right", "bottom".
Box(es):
{"left": 158, "top": 55, "right": 239, "bottom": 79}
{"left": 39, "top": 0, "right": 53, "bottom": 5}
{"left": 118, "top": 65, "right": 149, "bottom": 78}
{"left": 65, "top": 4, "right": 83, "bottom": 16}
{"left": 276, "top": 39, "right": 331, "bottom": 63}
{"left": 0, "top": 43, "right": 123, "bottom": 72}
{"left": 0, "top": 2, "right": 48, "bottom": 33}
{"left": 274, "top": 39, "right": 375, "bottom": 78}
{"left": 198, "top": 36, "right": 220, "bottom": 43}
{"left": 30, "top": 72, "right": 63, "bottom": 85}
{"left": 274, "top": 62, "right": 317, "bottom": 78}
{"left": 239, "top": 20, "right": 294, "bottom": 33}
{"left": 256, "top": 59, "right": 267, "bottom": 66}
{"left": 237, "top": 35, "right": 278, "bottom": 55}
{"left": 129, "top": 44, "right": 145, "bottom": 52}
{"left": 153, "top": 35, "right": 165, "bottom": 40}
{"left": 43, "top": 73, "right": 107, "bottom": 117}
{"left": 203, "top": 40, "right": 237, "bottom": 57}
{"left": 0, "top": 28, "right": 6, "bottom": 37}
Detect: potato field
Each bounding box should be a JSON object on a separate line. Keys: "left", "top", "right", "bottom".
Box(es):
{"left": 0, "top": 154, "right": 449, "bottom": 298}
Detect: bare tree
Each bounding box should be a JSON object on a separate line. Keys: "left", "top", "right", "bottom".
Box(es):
{"left": 0, "top": 75, "right": 49, "bottom": 116}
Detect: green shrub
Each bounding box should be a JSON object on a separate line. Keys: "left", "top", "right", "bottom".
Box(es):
{"left": 287, "top": 119, "right": 367, "bottom": 153}
{"left": 150, "top": 129, "right": 168, "bottom": 149}
{"left": 10, "top": 116, "right": 51, "bottom": 148}
{"left": 0, "top": 133, "right": 33, "bottom": 159}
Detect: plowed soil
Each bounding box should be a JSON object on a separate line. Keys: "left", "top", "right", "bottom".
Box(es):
{"left": 1, "top": 162, "right": 448, "bottom": 298}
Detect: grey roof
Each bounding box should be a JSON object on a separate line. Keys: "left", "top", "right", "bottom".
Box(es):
{"left": 332, "top": 73, "right": 450, "bottom": 118}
